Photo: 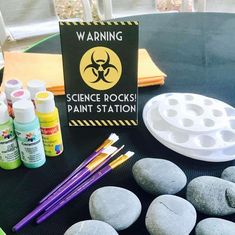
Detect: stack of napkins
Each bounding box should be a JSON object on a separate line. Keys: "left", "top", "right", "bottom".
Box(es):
{"left": 2, "top": 52, "right": 64, "bottom": 96}
{"left": 138, "top": 49, "right": 166, "bottom": 87}
{"left": 1, "top": 49, "right": 166, "bottom": 95}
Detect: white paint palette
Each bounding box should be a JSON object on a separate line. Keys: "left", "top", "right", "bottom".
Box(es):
{"left": 143, "top": 93, "right": 235, "bottom": 162}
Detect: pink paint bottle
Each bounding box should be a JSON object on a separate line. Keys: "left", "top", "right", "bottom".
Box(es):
{"left": 10, "top": 89, "right": 31, "bottom": 117}
{"left": 11, "top": 89, "right": 31, "bottom": 104}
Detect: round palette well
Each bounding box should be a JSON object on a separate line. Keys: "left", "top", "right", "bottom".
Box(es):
{"left": 143, "top": 93, "right": 235, "bottom": 162}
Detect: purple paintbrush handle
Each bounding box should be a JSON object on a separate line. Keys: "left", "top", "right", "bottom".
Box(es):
{"left": 36, "top": 166, "right": 112, "bottom": 224}
{"left": 12, "top": 168, "right": 90, "bottom": 232}
{"left": 39, "top": 149, "right": 102, "bottom": 204}
{"left": 45, "top": 153, "right": 114, "bottom": 212}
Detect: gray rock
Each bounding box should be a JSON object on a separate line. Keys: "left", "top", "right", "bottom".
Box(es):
{"left": 196, "top": 218, "right": 235, "bottom": 235}
{"left": 64, "top": 220, "right": 118, "bottom": 235}
{"left": 89, "top": 186, "right": 141, "bottom": 231}
{"left": 145, "top": 195, "right": 197, "bottom": 235}
{"left": 186, "top": 176, "right": 235, "bottom": 216}
{"left": 132, "top": 158, "right": 187, "bottom": 195}
{"left": 221, "top": 166, "right": 235, "bottom": 183}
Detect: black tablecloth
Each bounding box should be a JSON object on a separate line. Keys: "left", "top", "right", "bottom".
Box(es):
{"left": 1, "top": 13, "right": 235, "bottom": 235}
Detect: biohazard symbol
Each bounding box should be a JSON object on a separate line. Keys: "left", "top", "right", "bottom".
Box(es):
{"left": 80, "top": 47, "right": 122, "bottom": 90}
{"left": 84, "top": 52, "right": 117, "bottom": 84}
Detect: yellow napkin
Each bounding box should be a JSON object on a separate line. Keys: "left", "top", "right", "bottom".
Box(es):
{"left": 1, "top": 49, "right": 166, "bottom": 95}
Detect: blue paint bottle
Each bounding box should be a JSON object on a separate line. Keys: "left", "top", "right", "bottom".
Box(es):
{"left": 13, "top": 100, "right": 46, "bottom": 168}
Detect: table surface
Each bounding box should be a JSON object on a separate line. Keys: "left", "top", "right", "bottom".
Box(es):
{"left": 1, "top": 13, "right": 235, "bottom": 235}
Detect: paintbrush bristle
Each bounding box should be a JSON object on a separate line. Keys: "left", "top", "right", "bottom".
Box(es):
{"left": 109, "top": 151, "right": 134, "bottom": 169}
{"left": 102, "top": 145, "right": 117, "bottom": 155}
{"left": 111, "top": 145, "right": 125, "bottom": 157}
{"left": 125, "top": 151, "right": 135, "bottom": 158}
{"left": 96, "top": 133, "right": 119, "bottom": 152}
{"left": 108, "top": 133, "right": 119, "bottom": 143}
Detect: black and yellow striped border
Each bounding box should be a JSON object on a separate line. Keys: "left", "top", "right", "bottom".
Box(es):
{"left": 69, "top": 119, "right": 138, "bottom": 127}
{"left": 59, "top": 21, "right": 139, "bottom": 26}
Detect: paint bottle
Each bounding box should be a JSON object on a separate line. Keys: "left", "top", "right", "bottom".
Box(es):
{"left": 4, "top": 79, "right": 22, "bottom": 116}
{"left": 0, "top": 227, "right": 6, "bottom": 235}
{"left": 35, "top": 91, "right": 63, "bottom": 157}
{"left": 0, "top": 101, "right": 21, "bottom": 170}
{"left": 5, "top": 79, "right": 23, "bottom": 105}
{"left": 11, "top": 89, "right": 31, "bottom": 104}
{"left": 13, "top": 100, "right": 46, "bottom": 168}
{"left": 27, "top": 80, "right": 46, "bottom": 105}
{"left": 0, "top": 91, "right": 7, "bottom": 104}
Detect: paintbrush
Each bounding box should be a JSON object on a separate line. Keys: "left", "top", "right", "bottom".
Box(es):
{"left": 44, "top": 145, "right": 124, "bottom": 212}
{"left": 39, "top": 133, "right": 119, "bottom": 204}
{"left": 12, "top": 145, "right": 118, "bottom": 232}
{"left": 36, "top": 151, "right": 134, "bottom": 224}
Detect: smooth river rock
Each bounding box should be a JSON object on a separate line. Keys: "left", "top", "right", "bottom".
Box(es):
{"left": 132, "top": 158, "right": 187, "bottom": 195}
{"left": 221, "top": 166, "right": 235, "bottom": 183}
{"left": 186, "top": 176, "right": 235, "bottom": 216}
{"left": 89, "top": 186, "right": 142, "bottom": 231}
{"left": 196, "top": 218, "right": 235, "bottom": 235}
{"left": 145, "top": 195, "right": 197, "bottom": 235}
{"left": 64, "top": 220, "right": 118, "bottom": 235}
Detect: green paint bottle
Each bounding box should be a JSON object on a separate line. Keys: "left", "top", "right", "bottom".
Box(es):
{"left": 0, "top": 101, "right": 21, "bottom": 170}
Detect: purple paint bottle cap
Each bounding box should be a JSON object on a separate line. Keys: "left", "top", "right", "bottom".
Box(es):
{"left": 0, "top": 91, "right": 7, "bottom": 104}
{"left": 4, "top": 79, "right": 22, "bottom": 101}
{"left": 13, "top": 100, "right": 35, "bottom": 123}
{"left": 35, "top": 91, "right": 55, "bottom": 113}
{"left": 0, "top": 101, "right": 9, "bottom": 124}
{"left": 27, "top": 80, "right": 46, "bottom": 101}
{"left": 11, "top": 89, "right": 31, "bottom": 104}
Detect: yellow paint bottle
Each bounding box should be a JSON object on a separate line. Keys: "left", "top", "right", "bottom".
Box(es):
{"left": 35, "top": 91, "right": 63, "bottom": 157}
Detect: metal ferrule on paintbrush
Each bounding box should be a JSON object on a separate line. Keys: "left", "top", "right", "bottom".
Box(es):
{"left": 95, "top": 133, "right": 119, "bottom": 151}
{"left": 79, "top": 144, "right": 125, "bottom": 172}
{"left": 109, "top": 151, "right": 134, "bottom": 169}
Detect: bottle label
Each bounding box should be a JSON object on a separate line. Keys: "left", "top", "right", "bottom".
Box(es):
{"left": 0, "top": 126, "right": 20, "bottom": 162}
{"left": 40, "top": 124, "right": 63, "bottom": 156}
{"left": 41, "top": 125, "right": 59, "bottom": 135}
{"left": 15, "top": 127, "right": 45, "bottom": 164}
